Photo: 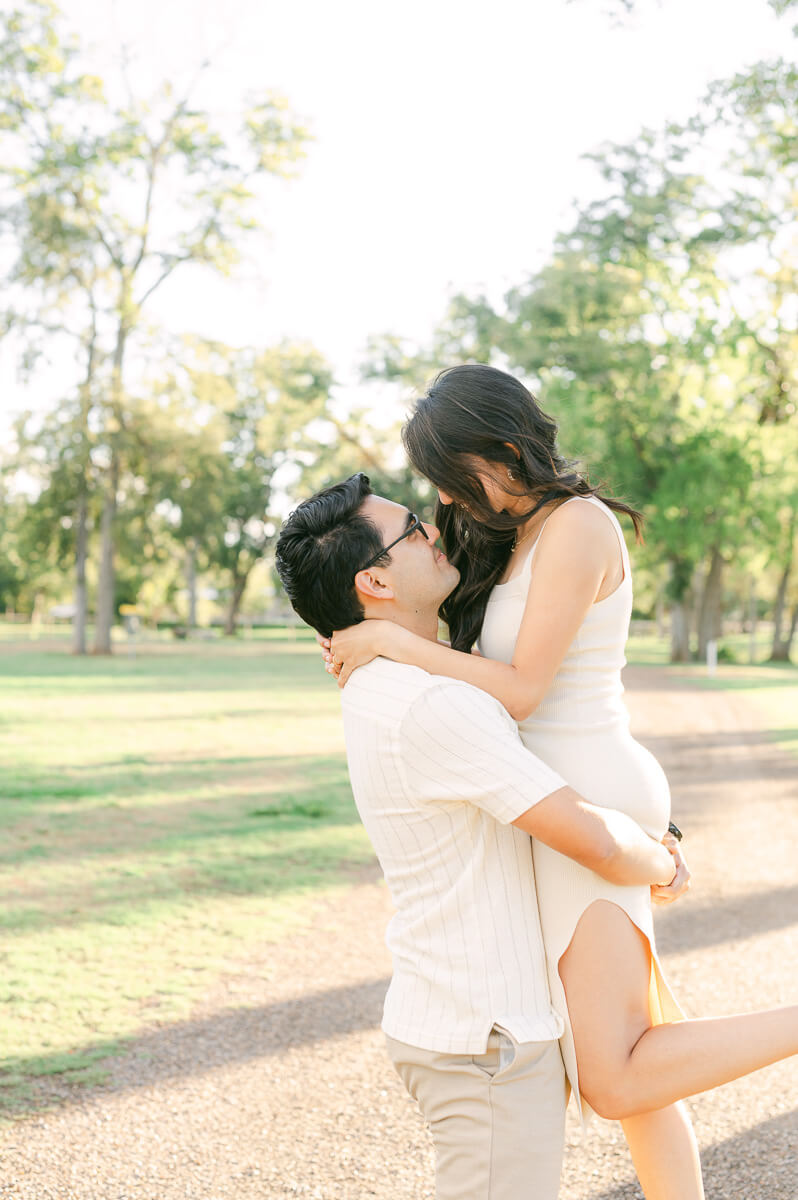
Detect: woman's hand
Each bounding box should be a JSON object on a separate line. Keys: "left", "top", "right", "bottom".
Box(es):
{"left": 327, "top": 620, "right": 394, "bottom": 687}
{"left": 316, "top": 632, "right": 340, "bottom": 679}
{"left": 650, "top": 832, "right": 691, "bottom": 906}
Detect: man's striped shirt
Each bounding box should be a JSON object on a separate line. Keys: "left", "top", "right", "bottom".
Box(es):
{"left": 341, "top": 656, "right": 567, "bottom": 1054}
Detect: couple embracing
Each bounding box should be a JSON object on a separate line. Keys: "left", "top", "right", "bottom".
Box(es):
{"left": 276, "top": 364, "right": 798, "bottom": 1200}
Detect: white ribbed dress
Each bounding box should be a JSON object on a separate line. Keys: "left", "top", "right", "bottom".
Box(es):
{"left": 479, "top": 495, "right": 683, "bottom": 1118}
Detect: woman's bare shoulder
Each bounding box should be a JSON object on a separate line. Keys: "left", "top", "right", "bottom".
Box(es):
{"left": 544, "top": 497, "right": 617, "bottom": 541}
{"left": 529, "top": 499, "right": 619, "bottom": 577}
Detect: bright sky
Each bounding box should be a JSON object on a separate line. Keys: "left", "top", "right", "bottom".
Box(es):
{"left": 2, "top": 0, "right": 792, "bottom": 427}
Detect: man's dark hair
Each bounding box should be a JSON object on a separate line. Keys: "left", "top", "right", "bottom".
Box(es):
{"left": 275, "top": 473, "right": 390, "bottom": 637}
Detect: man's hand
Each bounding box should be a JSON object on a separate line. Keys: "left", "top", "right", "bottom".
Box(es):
{"left": 650, "top": 831, "right": 691, "bottom": 906}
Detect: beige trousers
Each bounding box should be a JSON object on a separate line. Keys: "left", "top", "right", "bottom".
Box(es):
{"left": 385, "top": 1030, "right": 567, "bottom": 1200}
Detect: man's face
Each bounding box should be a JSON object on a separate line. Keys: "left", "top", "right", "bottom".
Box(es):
{"left": 358, "top": 495, "right": 460, "bottom": 613}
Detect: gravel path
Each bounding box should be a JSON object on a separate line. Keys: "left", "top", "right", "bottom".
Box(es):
{"left": 2, "top": 667, "right": 797, "bottom": 1199}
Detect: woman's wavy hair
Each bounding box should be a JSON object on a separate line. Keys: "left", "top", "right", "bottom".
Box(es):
{"left": 402, "top": 364, "right": 643, "bottom": 653}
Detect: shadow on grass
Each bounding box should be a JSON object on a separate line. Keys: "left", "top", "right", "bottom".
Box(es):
{"left": 0, "top": 748, "right": 374, "bottom": 934}
{"left": 585, "top": 1106, "right": 798, "bottom": 1199}
{"left": 0, "top": 842, "right": 375, "bottom": 936}
{"left": 2, "top": 752, "right": 350, "bottom": 819}
{"left": 0, "top": 975, "right": 390, "bottom": 1116}
{"left": 0, "top": 647, "right": 330, "bottom": 693}
{"left": 0, "top": 798, "right": 370, "bottom": 937}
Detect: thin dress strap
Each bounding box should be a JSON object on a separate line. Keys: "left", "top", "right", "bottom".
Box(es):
{"left": 514, "top": 508, "right": 558, "bottom": 577}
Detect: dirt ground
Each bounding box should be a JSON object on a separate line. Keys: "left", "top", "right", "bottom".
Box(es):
{"left": 2, "top": 667, "right": 797, "bottom": 1200}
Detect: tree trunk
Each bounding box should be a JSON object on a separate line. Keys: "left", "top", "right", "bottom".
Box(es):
{"left": 747, "top": 576, "right": 757, "bottom": 665}
{"left": 74, "top": 310, "right": 96, "bottom": 657}
{"left": 655, "top": 584, "right": 666, "bottom": 640}
{"left": 697, "top": 547, "right": 724, "bottom": 661}
{"left": 667, "top": 558, "right": 693, "bottom": 662}
{"left": 30, "top": 590, "right": 45, "bottom": 639}
{"left": 769, "top": 559, "right": 792, "bottom": 661}
{"left": 670, "top": 601, "right": 691, "bottom": 662}
{"left": 186, "top": 539, "right": 198, "bottom": 629}
{"left": 770, "top": 595, "right": 798, "bottom": 662}
{"left": 72, "top": 488, "right": 89, "bottom": 655}
{"left": 93, "top": 457, "right": 118, "bottom": 654}
{"left": 786, "top": 603, "right": 798, "bottom": 662}
{"left": 224, "top": 572, "right": 248, "bottom": 636}
{"left": 93, "top": 309, "right": 129, "bottom": 655}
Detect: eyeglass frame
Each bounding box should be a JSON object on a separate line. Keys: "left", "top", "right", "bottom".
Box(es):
{"left": 356, "top": 511, "right": 430, "bottom": 574}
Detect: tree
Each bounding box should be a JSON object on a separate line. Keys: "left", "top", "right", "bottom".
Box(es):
{"left": 13, "top": 398, "right": 99, "bottom": 648}
{"left": 0, "top": 480, "right": 26, "bottom": 614}
{"left": 166, "top": 340, "right": 334, "bottom": 634}
{"left": 692, "top": 59, "right": 798, "bottom": 660}
{"left": 757, "top": 425, "right": 798, "bottom": 661}
{"left": 0, "top": 0, "right": 310, "bottom": 651}
{"left": 360, "top": 53, "right": 798, "bottom": 661}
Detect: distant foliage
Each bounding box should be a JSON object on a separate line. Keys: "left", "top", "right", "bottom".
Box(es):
{"left": 360, "top": 53, "right": 798, "bottom": 663}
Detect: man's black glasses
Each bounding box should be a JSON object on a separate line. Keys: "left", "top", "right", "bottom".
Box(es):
{"left": 357, "top": 512, "right": 429, "bottom": 573}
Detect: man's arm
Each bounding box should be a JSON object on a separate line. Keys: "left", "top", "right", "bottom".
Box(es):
{"left": 399, "top": 679, "right": 679, "bottom": 890}
{"left": 511, "top": 788, "right": 676, "bottom": 888}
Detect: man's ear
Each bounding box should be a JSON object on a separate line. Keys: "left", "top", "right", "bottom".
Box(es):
{"left": 354, "top": 569, "right": 395, "bottom": 603}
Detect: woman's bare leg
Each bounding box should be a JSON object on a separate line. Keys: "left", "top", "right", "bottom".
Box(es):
{"left": 622, "top": 1104, "right": 704, "bottom": 1200}
{"left": 560, "top": 901, "right": 798, "bottom": 1121}
{"left": 559, "top": 902, "right": 704, "bottom": 1197}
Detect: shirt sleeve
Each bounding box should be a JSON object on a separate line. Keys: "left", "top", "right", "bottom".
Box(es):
{"left": 399, "top": 680, "right": 568, "bottom": 825}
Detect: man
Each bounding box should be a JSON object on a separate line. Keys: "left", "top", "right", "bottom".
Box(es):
{"left": 275, "top": 473, "right": 685, "bottom": 1200}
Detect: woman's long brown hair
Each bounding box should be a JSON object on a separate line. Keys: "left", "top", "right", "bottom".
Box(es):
{"left": 402, "top": 364, "right": 643, "bottom": 653}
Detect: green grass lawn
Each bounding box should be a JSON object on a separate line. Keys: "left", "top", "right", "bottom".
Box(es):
{"left": 0, "top": 629, "right": 373, "bottom": 1113}
{"left": 625, "top": 629, "right": 793, "bottom": 667}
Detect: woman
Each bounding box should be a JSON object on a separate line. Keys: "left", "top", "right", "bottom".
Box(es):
{"left": 323, "top": 364, "right": 798, "bottom": 1199}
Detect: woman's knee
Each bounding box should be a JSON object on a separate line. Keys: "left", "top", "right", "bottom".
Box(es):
{"left": 581, "top": 1080, "right": 646, "bottom": 1121}
{"left": 577, "top": 1057, "right": 637, "bottom": 1120}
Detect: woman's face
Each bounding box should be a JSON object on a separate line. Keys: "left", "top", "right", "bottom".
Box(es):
{"left": 437, "top": 457, "right": 524, "bottom": 516}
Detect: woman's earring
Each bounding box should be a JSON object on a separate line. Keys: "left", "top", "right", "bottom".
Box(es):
{"left": 507, "top": 467, "right": 516, "bottom": 481}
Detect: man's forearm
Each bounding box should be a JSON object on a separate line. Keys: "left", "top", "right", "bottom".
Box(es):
{"left": 513, "top": 788, "right": 675, "bottom": 886}
{"left": 596, "top": 808, "right": 675, "bottom": 887}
